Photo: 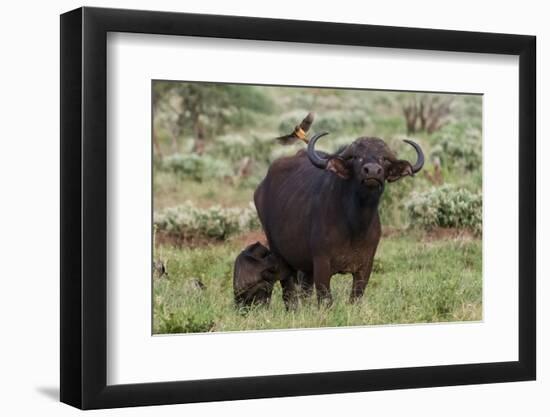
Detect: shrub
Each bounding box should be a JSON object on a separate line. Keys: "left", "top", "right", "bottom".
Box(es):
{"left": 405, "top": 185, "right": 482, "bottom": 235}
{"left": 277, "top": 110, "right": 370, "bottom": 136}
{"left": 367, "top": 116, "right": 406, "bottom": 137}
{"left": 430, "top": 124, "right": 482, "bottom": 173}
{"left": 154, "top": 202, "right": 261, "bottom": 241}
{"left": 378, "top": 173, "right": 428, "bottom": 228}
{"left": 315, "top": 114, "right": 346, "bottom": 132}
{"left": 159, "top": 153, "right": 233, "bottom": 182}
{"left": 276, "top": 109, "right": 311, "bottom": 134}
{"left": 224, "top": 85, "right": 275, "bottom": 115}
{"left": 211, "top": 135, "right": 273, "bottom": 166}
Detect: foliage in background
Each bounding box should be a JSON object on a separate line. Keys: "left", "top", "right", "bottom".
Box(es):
{"left": 153, "top": 82, "right": 274, "bottom": 154}
{"left": 159, "top": 153, "right": 233, "bottom": 182}
{"left": 278, "top": 109, "right": 370, "bottom": 135}
{"left": 400, "top": 93, "right": 453, "bottom": 135}
{"left": 154, "top": 202, "right": 260, "bottom": 241}
{"left": 430, "top": 123, "right": 482, "bottom": 174}
{"left": 153, "top": 82, "right": 483, "bottom": 233}
{"left": 405, "top": 185, "right": 482, "bottom": 235}
{"left": 210, "top": 135, "right": 274, "bottom": 166}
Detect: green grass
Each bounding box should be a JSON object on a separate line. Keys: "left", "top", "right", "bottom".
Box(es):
{"left": 154, "top": 174, "right": 254, "bottom": 210}
{"left": 153, "top": 232, "right": 482, "bottom": 334}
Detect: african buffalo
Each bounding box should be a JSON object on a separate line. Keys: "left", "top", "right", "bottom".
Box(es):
{"left": 254, "top": 121, "right": 424, "bottom": 306}
{"left": 233, "top": 242, "right": 280, "bottom": 307}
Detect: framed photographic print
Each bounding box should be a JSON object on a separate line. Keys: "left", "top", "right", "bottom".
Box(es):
{"left": 60, "top": 6, "right": 536, "bottom": 410}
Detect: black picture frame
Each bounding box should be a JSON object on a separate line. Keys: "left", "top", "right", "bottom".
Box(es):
{"left": 60, "top": 6, "right": 536, "bottom": 410}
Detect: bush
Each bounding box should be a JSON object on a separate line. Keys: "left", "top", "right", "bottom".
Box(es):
{"left": 277, "top": 110, "right": 370, "bottom": 136}
{"left": 224, "top": 85, "right": 275, "bottom": 115}
{"left": 405, "top": 185, "right": 482, "bottom": 235}
{"left": 378, "top": 173, "right": 428, "bottom": 228}
{"left": 159, "top": 153, "right": 233, "bottom": 182}
{"left": 211, "top": 135, "right": 274, "bottom": 166}
{"left": 154, "top": 202, "right": 261, "bottom": 240}
{"left": 430, "top": 124, "right": 482, "bottom": 173}
{"left": 277, "top": 109, "right": 311, "bottom": 134}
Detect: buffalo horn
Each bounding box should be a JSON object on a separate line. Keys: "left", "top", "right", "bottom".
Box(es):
{"left": 306, "top": 132, "right": 330, "bottom": 169}
{"left": 403, "top": 139, "right": 424, "bottom": 174}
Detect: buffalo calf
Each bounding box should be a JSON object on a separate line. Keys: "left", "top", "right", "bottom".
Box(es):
{"left": 233, "top": 242, "right": 279, "bottom": 307}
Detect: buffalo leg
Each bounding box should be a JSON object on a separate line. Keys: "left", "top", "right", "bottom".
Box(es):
{"left": 350, "top": 269, "right": 372, "bottom": 302}
{"left": 296, "top": 271, "right": 314, "bottom": 300}
{"left": 278, "top": 262, "right": 298, "bottom": 310}
{"left": 313, "top": 257, "right": 332, "bottom": 306}
{"left": 280, "top": 276, "right": 298, "bottom": 310}
{"left": 350, "top": 215, "right": 381, "bottom": 302}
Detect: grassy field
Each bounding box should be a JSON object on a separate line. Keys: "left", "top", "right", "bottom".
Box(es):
{"left": 153, "top": 231, "right": 481, "bottom": 333}
{"left": 154, "top": 176, "right": 253, "bottom": 210}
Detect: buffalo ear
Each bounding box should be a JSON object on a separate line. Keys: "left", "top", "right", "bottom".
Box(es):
{"left": 327, "top": 157, "right": 351, "bottom": 179}
{"left": 387, "top": 160, "right": 413, "bottom": 182}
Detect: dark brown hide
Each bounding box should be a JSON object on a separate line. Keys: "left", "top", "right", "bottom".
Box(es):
{"left": 233, "top": 242, "right": 280, "bottom": 307}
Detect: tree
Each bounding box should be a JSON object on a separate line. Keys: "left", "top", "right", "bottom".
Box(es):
{"left": 153, "top": 81, "right": 184, "bottom": 155}
{"left": 402, "top": 94, "right": 453, "bottom": 135}
{"left": 153, "top": 81, "right": 274, "bottom": 155}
